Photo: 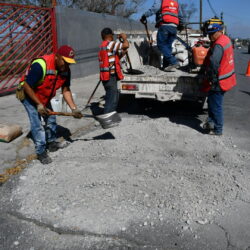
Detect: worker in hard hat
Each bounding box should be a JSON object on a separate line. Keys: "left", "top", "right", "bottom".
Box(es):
{"left": 202, "top": 23, "right": 236, "bottom": 135}
{"left": 140, "top": 0, "right": 184, "bottom": 72}
{"left": 16, "top": 45, "right": 82, "bottom": 164}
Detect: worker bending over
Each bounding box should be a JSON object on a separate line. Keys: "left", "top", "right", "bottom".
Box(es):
{"left": 17, "top": 45, "right": 82, "bottom": 164}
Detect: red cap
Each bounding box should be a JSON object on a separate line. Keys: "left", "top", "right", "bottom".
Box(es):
{"left": 57, "top": 45, "right": 76, "bottom": 64}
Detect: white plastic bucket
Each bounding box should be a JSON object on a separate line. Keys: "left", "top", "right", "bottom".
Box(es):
{"left": 51, "top": 93, "right": 76, "bottom": 112}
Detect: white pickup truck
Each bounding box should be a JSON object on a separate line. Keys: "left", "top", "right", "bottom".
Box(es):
{"left": 118, "top": 31, "right": 207, "bottom": 107}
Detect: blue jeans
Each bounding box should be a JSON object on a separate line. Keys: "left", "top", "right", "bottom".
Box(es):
{"left": 157, "top": 25, "right": 177, "bottom": 67}
{"left": 102, "top": 75, "right": 119, "bottom": 114}
{"left": 22, "top": 99, "right": 57, "bottom": 154}
{"left": 207, "top": 90, "right": 225, "bottom": 134}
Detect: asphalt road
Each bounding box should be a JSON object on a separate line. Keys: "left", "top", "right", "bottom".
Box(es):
{"left": 0, "top": 48, "right": 249, "bottom": 250}
{"left": 224, "top": 49, "right": 250, "bottom": 152}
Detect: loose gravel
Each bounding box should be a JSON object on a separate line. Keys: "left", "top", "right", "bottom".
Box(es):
{"left": 11, "top": 114, "right": 250, "bottom": 237}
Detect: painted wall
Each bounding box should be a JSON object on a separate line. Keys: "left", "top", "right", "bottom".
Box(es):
{"left": 56, "top": 6, "right": 154, "bottom": 79}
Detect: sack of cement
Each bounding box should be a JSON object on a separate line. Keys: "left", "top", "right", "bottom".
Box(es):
{"left": 96, "top": 111, "right": 121, "bottom": 129}
{"left": 0, "top": 124, "right": 23, "bottom": 143}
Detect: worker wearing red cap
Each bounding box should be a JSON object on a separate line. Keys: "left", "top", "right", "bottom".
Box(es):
{"left": 18, "top": 45, "right": 82, "bottom": 164}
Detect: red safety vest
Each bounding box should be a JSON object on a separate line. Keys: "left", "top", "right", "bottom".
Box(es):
{"left": 202, "top": 34, "right": 236, "bottom": 92}
{"left": 215, "top": 34, "right": 236, "bottom": 91}
{"left": 160, "top": 0, "right": 179, "bottom": 25}
{"left": 98, "top": 40, "right": 124, "bottom": 81}
{"left": 20, "top": 54, "right": 68, "bottom": 106}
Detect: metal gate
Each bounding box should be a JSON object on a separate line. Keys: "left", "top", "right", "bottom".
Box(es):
{"left": 0, "top": 3, "right": 57, "bottom": 95}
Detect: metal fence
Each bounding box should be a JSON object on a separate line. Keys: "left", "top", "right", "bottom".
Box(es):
{"left": 0, "top": 3, "right": 57, "bottom": 95}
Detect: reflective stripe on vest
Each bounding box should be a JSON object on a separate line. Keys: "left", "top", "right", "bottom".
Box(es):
{"left": 223, "top": 41, "right": 232, "bottom": 51}
{"left": 100, "top": 67, "right": 109, "bottom": 72}
{"left": 46, "top": 70, "right": 57, "bottom": 75}
{"left": 161, "top": 11, "right": 178, "bottom": 18}
{"left": 218, "top": 70, "right": 235, "bottom": 80}
{"left": 100, "top": 47, "right": 108, "bottom": 51}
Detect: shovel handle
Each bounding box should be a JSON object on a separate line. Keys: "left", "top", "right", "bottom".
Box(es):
{"left": 143, "top": 23, "right": 153, "bottom": 48}
{"left": 49, "top": 111, "right": 76, "bottom": 117}
{"left": 84, "top": 80, "right": 101, "bottom": 109}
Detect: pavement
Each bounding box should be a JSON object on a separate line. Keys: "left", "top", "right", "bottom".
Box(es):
{"left": 0, "top": 49, "right": 250, "bottom": 250}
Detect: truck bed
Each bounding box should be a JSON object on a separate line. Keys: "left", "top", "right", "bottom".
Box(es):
{"left": 119, "top": 65, "right": 206, "bottom": 102}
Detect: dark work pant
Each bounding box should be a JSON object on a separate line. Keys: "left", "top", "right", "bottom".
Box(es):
{"left": 207, "top": 90, "right": 225, "bottom": 134}
{"left": 102, "top": 75, "right": 119, "bottom": 114}
{"left": 157, "top": 25, "right": 177, "bottom": 68}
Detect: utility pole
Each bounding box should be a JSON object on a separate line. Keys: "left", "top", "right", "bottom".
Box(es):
{"left": 221, "top": 12, "right": 224, "bottom": 20}
{"left": 200, "top": 0, "right": 203, "bottom": 30}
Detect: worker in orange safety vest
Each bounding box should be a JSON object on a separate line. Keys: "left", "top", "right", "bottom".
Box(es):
{"left": 98, "top": 28, "right": 129, "bottom": 115}
{"left": 202, "top": 23, "right": 236, "bottom": 136}
{"left": 17, "top": 45, "right": 82, "bottom": 164}
{"left": 140, "top": 0, "right": 184, "bottom": 71}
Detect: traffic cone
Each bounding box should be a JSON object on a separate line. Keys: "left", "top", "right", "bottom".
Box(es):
{"left": 246, "top": 61, "right": 250, "bottom": 76}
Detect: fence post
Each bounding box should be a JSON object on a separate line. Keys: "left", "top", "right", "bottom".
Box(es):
{"left": 51, "top": 7, "right": 58, "bottom": 53}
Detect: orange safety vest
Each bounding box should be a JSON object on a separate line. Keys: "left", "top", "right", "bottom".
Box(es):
{"left": 202, "top": 34, "right": 236, "bottom": 92}
{"left": 160, "top": 0, "right": 179, "bottom": 25}
{"left": 98, "top": 40, "right": 124, "bottom": 81}
{"left": 20, "top": 54, "right": 68, "bottom": 106}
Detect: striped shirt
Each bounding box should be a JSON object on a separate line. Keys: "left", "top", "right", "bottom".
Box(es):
{"left": 107, "top": 41, "right": 123, "bottom": 74}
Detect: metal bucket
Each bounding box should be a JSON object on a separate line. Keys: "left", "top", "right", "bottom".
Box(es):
{"left": 96, "top": 111, "right": 121, "bottom": 129}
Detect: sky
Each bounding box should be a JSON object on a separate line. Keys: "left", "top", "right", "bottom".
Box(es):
{"left": 134, "top": 0, "right": 250, "bottom": 39}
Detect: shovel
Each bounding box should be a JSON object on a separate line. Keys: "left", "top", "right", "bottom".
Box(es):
{"left": 142, "top": 19, "right": 161, "bottom": 67}
{"left": 48, "top": 111, "right": 93, "bottom": 118}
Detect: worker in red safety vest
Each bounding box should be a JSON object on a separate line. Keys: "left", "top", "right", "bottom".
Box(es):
{"left": 98, "top": 28, "right": 129, "bottom": 116}
{"left": 140, "top": 0, "right": 184, "bottom": 71}
{"left": 202, "top": 23, "right": 237, "bottom": 135}
{"left": 17, "top": 45, "right": 82, "bottom": 164}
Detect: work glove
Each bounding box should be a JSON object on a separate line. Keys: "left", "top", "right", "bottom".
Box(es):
{"left": 72, "top": 108, "right": 83, "bottom": 119}
{"left": 37, "top": 104, "right": 49, "bottom": 116}
{"left": 118, "top": 33, "right": 127, "bottom": 42}
{"left": 140, "top": 15, "right": 147, "bottom": 24}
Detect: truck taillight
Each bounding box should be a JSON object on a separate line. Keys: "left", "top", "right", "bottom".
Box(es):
{"left": 122, "top": 84, "right": 138, "bottom": 90}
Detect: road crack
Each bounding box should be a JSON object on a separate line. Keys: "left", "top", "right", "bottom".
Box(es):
{"left": 214, "top": 222, "right": 237, "bottom": 250}
{"left": 6, "top": 211, "right": 158, "bottom": 249}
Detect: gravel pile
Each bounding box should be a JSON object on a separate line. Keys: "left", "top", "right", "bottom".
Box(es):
{"left": 11, "top": 114, "right": 250, "bottom": 236}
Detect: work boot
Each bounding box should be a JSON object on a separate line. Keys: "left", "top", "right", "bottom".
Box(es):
{"left": 208, "top": 130, "right": 222, "bottom": 136}
{"left": 202, "top": 121, "right": 214, "bottom": 131}
{"left": 163, "top": 63, "right": 180, "bottom": 72}
{"left": 37, "top": 151, "right": 52, "bottom": 165}
{"left": 96, "top": 111, "right": 121, "bottom": 129}
{"left": 47, "top": 141, "right": 69, "bottom": 152}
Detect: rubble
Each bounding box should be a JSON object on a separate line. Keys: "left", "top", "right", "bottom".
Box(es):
{"left": 10, "top": 115, "right": 250, "bottom": 236}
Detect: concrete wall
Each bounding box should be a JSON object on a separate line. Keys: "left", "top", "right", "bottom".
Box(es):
{"left": 56, "top": 6, "right": 154, "bottom": 79}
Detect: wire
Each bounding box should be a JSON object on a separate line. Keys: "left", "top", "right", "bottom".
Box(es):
{"left": 206, "top": 0, "right": 219, "bottom": 18}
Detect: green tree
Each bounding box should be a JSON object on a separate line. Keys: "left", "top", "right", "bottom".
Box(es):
{"left": 179, "top": 2, "right": 197, "bottom": 23}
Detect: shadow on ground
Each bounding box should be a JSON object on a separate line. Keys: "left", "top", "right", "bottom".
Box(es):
{"left": 117, "top": 95, "right": 206, "bottom": 134}
{"left": 240, "top": 90, "right": 250, "bottom": 96}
